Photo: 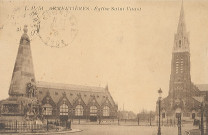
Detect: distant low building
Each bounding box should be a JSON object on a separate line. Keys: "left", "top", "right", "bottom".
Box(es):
{"left": 118, "top": 110, "right": 137, "bottom": 120}
{"left": 137, "top": 111, "right": 155, "bottom": 122}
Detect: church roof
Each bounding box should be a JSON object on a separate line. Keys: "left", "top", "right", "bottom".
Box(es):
{"left": 195, "top": 84, "right": 208, "bottom": 91}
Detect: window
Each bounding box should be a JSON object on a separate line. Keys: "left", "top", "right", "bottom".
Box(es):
{"left": 179, "top": 40, "right": 181, "bottom": 48}
{"left": 42, "top": 104, "right": 52, "bottom": 115}
{"left": 60, "top": 103, "right": 68, "bottom": 116}
{"left": 103, "top": 106, "right": 110, "bottom": 116}
{"left": 162, "top": 113, "right": 165, "bottom": 118}
{"left": 181, "top": 69, "right": 183, "bottom": 73}
{"left": 176, "top": 66, "right": 179, "bottom": 74}
{"left": 192, "top": 113, "right": 195, "bottom": 119}
{"left": 90, "top": 106, "right": 97, "bottom": 116}
{"left": 55, "top": 92, "right": 58, "bottom": 95}
{"left": 75, "top": 105, "right": 83, "bottom": 116}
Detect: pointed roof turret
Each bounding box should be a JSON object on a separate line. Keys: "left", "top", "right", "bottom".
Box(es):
{"left": 9, "top": 25, "right": 36, "bottom": 96}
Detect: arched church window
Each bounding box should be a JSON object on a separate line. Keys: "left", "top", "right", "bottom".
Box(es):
{"left": 179, "top": 40, "right": 181, "bottom": 48}
{"left": 60, "top": 103, "right": 68, "bottom": 116}
{"left": 75, "top": 105, "right": 83, "bottom": 116}
{"left": 103, "top": 106, "right": 110, "bottom": 116}
{"left": 90, "top": 106, "right": 97, "bottom": 116}
{"left": 42, "top": 104, "right": 52, "bottom": 115}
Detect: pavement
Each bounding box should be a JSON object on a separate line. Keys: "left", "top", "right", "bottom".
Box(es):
{"left": 0, "top": 129, "right": 82, "bottom": 135}
{"left": 70, "top": 124, "right": 198, "bottom": 135}
{"left": 0, "top": 121, "right": 204, "bottom": 135}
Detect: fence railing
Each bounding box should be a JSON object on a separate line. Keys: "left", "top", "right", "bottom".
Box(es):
{"left": 0, "top": 119, "right": 72, "bottom": 133}
{"left": 0, "top": 120, "right": 45, "bottom": 133}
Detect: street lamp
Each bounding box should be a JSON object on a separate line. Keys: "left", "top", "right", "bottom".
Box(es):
{"left": 157, "top": 88, "right": 162, "bottom": 135}
{"left": 149, "top": 111, "right": 152, "bottom": 126}
{"left": 177, "top": 111, "right": 182, "bottom": 135}
{"left": 175, "top": 99, "right": 182, "bottom": 135}
{"left": 200, "top": 96, "right": 205, "bottom": 135}
{"left": 205, "top": 93, "right": 208, "bottom": 135}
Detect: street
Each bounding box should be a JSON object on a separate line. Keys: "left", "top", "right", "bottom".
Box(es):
{"left": 70, "top": 124, "right": 197, "bottom": 135}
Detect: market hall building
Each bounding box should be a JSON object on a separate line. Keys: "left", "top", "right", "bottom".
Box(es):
{"left": 0, "top": 25, "right": 118, "bottom": 122}
{"left": 37, "top": 82, "right": 117, "bottom": 121}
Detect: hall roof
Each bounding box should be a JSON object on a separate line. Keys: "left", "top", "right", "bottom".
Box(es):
{"left": 37, "top": 81, "right": 106, "bottom": 93}
{"left": 36, "top": 81, "right": 116, "bottom": 107}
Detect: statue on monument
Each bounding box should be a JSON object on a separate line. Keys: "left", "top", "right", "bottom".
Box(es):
{"left": 26, "top": 78, "right": 37, "bottom": 98}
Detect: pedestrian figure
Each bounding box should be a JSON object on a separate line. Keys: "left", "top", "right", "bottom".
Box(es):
{"left": 138, "top": 117, "right": 139, "bottom": 126}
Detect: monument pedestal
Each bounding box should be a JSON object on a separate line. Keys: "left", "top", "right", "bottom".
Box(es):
{"left": 0, "top": 96, "right": 39, "bottom": 121}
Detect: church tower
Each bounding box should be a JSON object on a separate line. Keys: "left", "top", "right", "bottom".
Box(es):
{"left": 157, "top": 2, "right": 203, "bottom": 123}
{"left": 169, "top": 3, "right": 192, "bottom": 100}
{"left": 9, "top": 25, "right": 36, "bottom": 97}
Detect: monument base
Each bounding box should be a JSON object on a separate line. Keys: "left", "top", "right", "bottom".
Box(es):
{"left": 0, "top": 96, "right": 40, "bottom": 122}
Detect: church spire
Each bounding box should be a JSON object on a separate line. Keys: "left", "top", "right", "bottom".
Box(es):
{"left": 177, "top": 1, "right": 186, "bottom": 34}
{"left": 173, "top": 2, "right": 189, "bottom": 53}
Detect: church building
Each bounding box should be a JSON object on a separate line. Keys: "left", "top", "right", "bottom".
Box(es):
{"left": 157, "top": 3, "right": 208, "bottom": 122}
{"left": 0, "top": 25, "right": 118, "bottom": 122}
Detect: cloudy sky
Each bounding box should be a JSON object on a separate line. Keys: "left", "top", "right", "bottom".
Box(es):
{"left": 0, "top": 0, "right": 208, "bottom": 113}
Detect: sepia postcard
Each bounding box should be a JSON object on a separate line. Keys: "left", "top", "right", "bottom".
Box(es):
{"left": 0, "top": 0, "right": 208, "bottom": 135}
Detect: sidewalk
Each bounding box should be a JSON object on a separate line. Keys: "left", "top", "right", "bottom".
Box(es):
{"left": 0, "top": 128, "right": 82, "bottom": 135}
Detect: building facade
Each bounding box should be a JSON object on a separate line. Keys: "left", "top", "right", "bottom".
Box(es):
{"left": 157, "top": 4, "right": 208, "bottom": 123}
{"left": 37, "top": 82, "right": 117, "bottom": 121}
{"left": 0, "top": 25, "right": 117, "bottom": 122}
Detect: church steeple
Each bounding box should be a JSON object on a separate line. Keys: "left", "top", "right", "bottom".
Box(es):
{"left": 173, "top": 2, "right": 190, "bottom": 53}
{"left": 177, "top": 2, "right": 186, "bottom": 34}
{"left": 169, "top": 3, "right": 191, "bottom": 99}
{"left": 9, "top": 25, "right": 36, "bottom": 96}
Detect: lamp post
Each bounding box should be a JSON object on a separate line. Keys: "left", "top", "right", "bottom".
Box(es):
{"left": 177, "top": 113, "right": 181, "bottom": 135}
{"left": 205, "top": 92, "right": 208, "bottom": 135}
{"left": 175, "top": 99, "right": 182, "bottom": 135}
{"left": 200, "top": 97, "right": 205, "bottom": 135}
{"left": 149, "top": 111, "right": 152, "bottom": 126}
{"left": 157, "top": 88, "right": 162, "bottom": 135}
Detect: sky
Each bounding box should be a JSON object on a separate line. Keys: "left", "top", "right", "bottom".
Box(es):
{"left": 0, "top": 0, "right": 208, "bottom": 113}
